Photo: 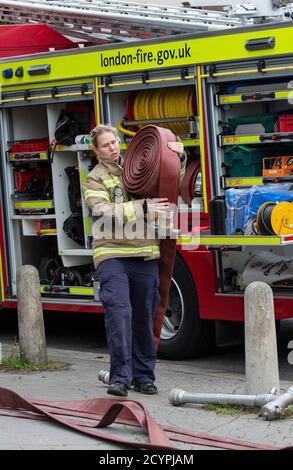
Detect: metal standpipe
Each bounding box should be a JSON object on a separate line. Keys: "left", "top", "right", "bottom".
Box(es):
{"left": 260, "top": 386, "right": 293, "bottom": 420}
{"left": 169, "top": 388, "right": 277, "bottom": 407}
{"left": 98, "top": 369, "right": 110, "bottom": 385}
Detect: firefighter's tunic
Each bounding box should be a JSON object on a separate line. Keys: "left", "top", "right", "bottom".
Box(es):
{"left": 83, "top": 156, "right": 160, "bottom": 269}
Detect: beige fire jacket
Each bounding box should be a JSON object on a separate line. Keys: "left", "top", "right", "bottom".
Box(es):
{"left": 83, "top": 155, "right": 186, "bottom": 269}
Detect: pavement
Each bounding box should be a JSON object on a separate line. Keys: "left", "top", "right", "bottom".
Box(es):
{"left": 0, "top": 344, "right": 293, "bottom": 451}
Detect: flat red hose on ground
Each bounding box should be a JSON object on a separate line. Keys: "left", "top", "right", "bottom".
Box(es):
{"left": 0, "top": 387, "right": 280, "bottom": 450}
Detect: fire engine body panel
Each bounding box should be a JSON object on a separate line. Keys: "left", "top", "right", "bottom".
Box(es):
{"left": 1, "top": 21, "right": 293, "bottom": 357}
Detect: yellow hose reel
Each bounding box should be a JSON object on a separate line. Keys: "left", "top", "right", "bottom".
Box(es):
{"left": 257, "top": 201, "right": 293, "bottom": 235}
{"left": 118, "top": 86, "right": 195, "bottom": 137}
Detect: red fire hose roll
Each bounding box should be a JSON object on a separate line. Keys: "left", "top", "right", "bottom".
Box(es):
{"left": 180, "top": 158, "right": 201, "bottom": 206}
{"left": 123, "top": 125, "right": 180, "bottom": 347}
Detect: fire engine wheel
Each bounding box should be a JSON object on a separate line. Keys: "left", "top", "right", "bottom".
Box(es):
{"left": 158, "top": 254, "right": 215, "bottom": 359}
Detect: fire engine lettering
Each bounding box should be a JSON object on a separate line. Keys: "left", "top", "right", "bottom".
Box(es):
{"left": 100, "top": 43, "right": 191, "bottom": 69}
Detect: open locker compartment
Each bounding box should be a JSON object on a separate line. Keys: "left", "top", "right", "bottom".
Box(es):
{"left": 2, "top": 104, "right": 55, "bottom": 297}
{"left": 9, "top": 230, "right": 59, "bottom": 297}
{"left": 51, "top": 149, "right": 92, "bottom": 267}
{"left": 1, "top": 98, "right": 97, "bottom": 300}
{"left": 203, "top": 60, "right": 293, "bottom": 296}
{"left": 219, "top": 244, "right": 293, "bottom": 295}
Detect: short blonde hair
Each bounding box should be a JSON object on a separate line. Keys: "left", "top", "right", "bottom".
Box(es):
{"left": 90, "top": 124, "right": 120, "bottom": 149}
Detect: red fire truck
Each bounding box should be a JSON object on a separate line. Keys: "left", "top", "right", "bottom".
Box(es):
{"left": 1, "top": 4, "right": 293, "bottom": 358}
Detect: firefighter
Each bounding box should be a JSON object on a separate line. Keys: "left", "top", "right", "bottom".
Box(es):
{"left": 83, "top": 124, "right": 185, "bottom": 397}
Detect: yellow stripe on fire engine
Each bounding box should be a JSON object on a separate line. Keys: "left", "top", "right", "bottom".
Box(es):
{"left": 8, "top": 152, "right": 48, "bottom": 161}
{"left": 222, "top": 135, "right": 262, "bottom": 145}
{"left": 177, "top": 235, "right": 283, "bottom": 246}
{"left": 219, "top": 95, "right": 243, "bottom": 104}
{"left": 94, "top": 76, "right": 102, "bottom": 126}
{"left": 1, "top": 25, "right": 293, "bottom": 84}
{"left": 219, "top": 90, "right": 292, "bottom": 105}
{"left": 40, "top": 286, "right": 94, "bottom": 295}
{"left": 1, "top": 78, "right": 90, "bottom": 92}
{"left": 225, "top": 177, "right": 264, "bottom": 187}
{"left": 85, "top": 216, "right": 91, "bottom": 236}
{"left": 51, "top": 144, "right": 93, "bottom": 151}
{"left": 196, "top": 65, "right": 208, "bottom": 214}
{"left": 80, "top": 169, "right": 87, "bottom": 185}
{"left": 14, "top": 201, "right": 54, "bottom": 209}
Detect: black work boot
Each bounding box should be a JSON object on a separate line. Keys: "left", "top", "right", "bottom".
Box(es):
{"left": 107, "top": 382, "right": 128, "bottom": 397}
{"left": 133, "top": 382, "right": 158, "bottom": 395}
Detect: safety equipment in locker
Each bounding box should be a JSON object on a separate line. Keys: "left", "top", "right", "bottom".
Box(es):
{"left": 262, "top": 156, "right": 293, "bottom": 177}
{"left": 209, "top": 196, "right": 227, "bottom": 235}
{"left": 63, "top": 214, "right": 85, "bottom": 246}
{"left": 241, "top": 251, "right": 293, "bottom": 289}
{"left": 54, "top": 109, "right": 79, "bottom": 146}
{"left": 35, "top": 219, "right": 56, "bottom": 236}
{"left": 64, "top": 166, "right": 82, "bottom": 214}
{"left": 225, "top": 185, "right": 293, "bottom": 235}
{"left": 9, "top": 138, "right": 49, "bottom": 153}
{"left": 257, "top": 201, "right": 293, "bottom": 236}
{"left": 276, "top": 115, "right": 293, "bottom": 133}
{"left": 14, "top": 167, "right": 52, "bottom": 197}
{"left": 227, "top": 114, "right": 278, "bottom": 135}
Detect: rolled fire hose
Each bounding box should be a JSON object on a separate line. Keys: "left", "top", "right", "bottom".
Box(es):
{"left": 179, "top": 159, "right": 201, "bottom": 206}
{"left": 123, "top": 125, "right": 180, "bottom": 347}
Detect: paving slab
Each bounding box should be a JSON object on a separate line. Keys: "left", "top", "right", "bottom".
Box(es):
{"left": 0, "top": 345, "right": 293, "bottom": 451}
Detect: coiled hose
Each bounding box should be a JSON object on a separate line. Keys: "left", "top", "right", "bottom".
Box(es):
{"left": 118, "top": 86, "right": 195, "bottom": 137}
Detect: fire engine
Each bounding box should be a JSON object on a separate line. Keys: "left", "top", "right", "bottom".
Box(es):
{"left": 1, "top": 0, "right": 293, "bottom": 358}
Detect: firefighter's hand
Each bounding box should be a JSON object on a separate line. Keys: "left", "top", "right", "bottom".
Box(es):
{"left": 147, "top": 198, "right": 170, "bottom": 216}
{"left": 167, "top": 138, "right": 184, "bottom": 158}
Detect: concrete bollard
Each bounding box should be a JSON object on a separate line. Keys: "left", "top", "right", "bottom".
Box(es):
{"left": 16, "top": 265, "right": 47, "bottom": 367}
{"left": 244, "top": 281, "right": 279, "bottom": 395}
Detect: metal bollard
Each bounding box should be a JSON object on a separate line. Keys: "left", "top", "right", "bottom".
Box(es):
{"left": 16, "top": 265, "right": 47, "bottom": 367}
{"left": 169, "top": 388, "right": 277, "bottom": 407}
{"left": 260, "top": 385, "right": 293, "bottom": 420}
{"left": 98, "top": 369, "right": 110, "bottom": 384}
{"left": 244, "top": 282, "right": 280, "bottom": 395}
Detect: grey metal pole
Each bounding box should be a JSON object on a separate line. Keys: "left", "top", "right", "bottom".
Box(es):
{"left": 169, "top": 388, "right": 277, "bottom": 407}
{"left": 16, "top": 265, "right": 47, "bottom": 367}
{"left": 244, "top": 282, "right": 280, "bottom": 395}
{"left": 260, "top": 385, "right": 293, "bottom": 420}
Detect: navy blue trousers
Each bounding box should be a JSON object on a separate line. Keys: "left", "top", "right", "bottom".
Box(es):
{"left": 98, "top": 258, "right": 160, "bottom": 388}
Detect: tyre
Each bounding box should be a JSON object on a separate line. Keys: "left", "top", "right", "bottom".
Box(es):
{"left": 38, "top": 256, "right": 63, "bottom": 283}
{"left": 158, "top": 254, "right": 215, "bottom": 359}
